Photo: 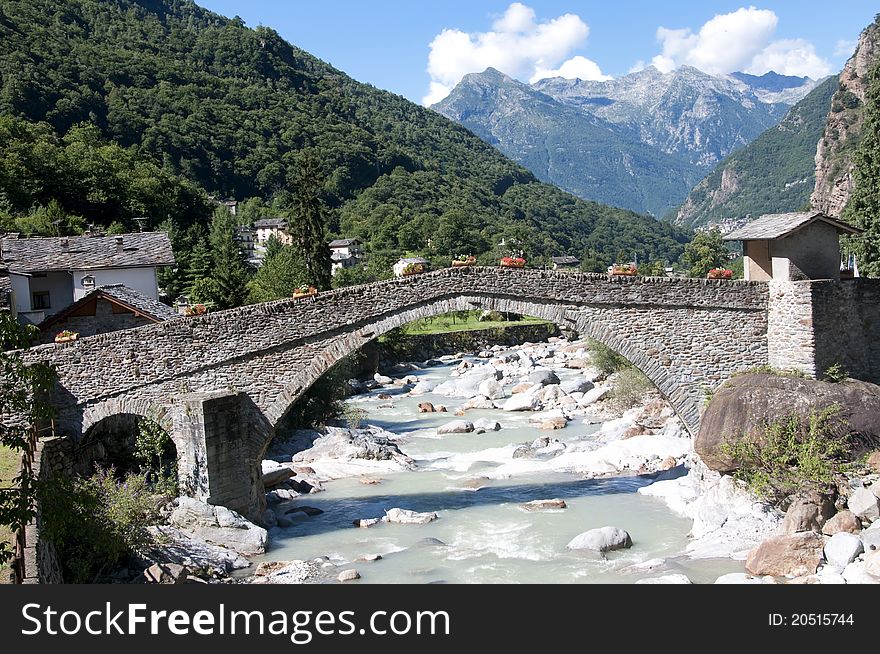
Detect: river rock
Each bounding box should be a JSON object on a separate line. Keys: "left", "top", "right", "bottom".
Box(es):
{"left": 520, "top": 499, "right": 567, "bottom": 511}
{"left": 861, "top": 525, "right": 880, "bottom": 551}
{"left": 410, "top": 380, "right": 438, "bottom": 396}
{"left": 780, "top": 492, "right": 836, "bottom": 534}
{"left": 848, "top": 487, "right": 880, "bottom": 521}
{"left": 347, "top": 379, "right": 367, "bottom": 395}
{"left": 578, "top": 387, "right": 611, "bottom": 407}
{"left": 473, "top": 418, "right": 501, "bottom": 432}
{"left": 537, "top": 384, "right": 566, "bottom": 404}
{"left": 262, "top": 509, "right": 278, "bottom": 528}
{"left": 285, "top": 506, "right": 324, "bottom": 517}
{"left": 433, "top": 372, "right": 497, "bottom": 399}
{"left": 566, "top": 527, "right": 632, "bottom": 553}
{"left": 143, "top": 526, "right": 251, "bottom": 575}
{"left": 354, "top": 518, "right": 382, "bottom": 528}
{"left": 560, "top": 378, "right": 595, "bottom": 395}
{"left": 867, "top": 451, "right": 880, "bottom": 474}
{"left": 437, "top": 420, "right": 474, "bottom": 435}
{"left": 261, "top": 460, "right": 295, "bottom": 488}
{"left": 292, "top": 426, "right": 414, "bottom": 471}
{"left": 170, "top": 498, "right": 268, "bottom": 556}
{"left": 502, "top": 394, "right": 541, "bottom": 412}
{"left": 385, "top": 508, "right": 438, "bottom": 524}
{"left": 823, "top": 510, "right": 862, "bottom": 535}
{"left": 865, "top": 550, "right": 880, "bottom": 579}
{"left": 136, "top": 563, "right": 190, "bottom": 585}
{"left": 374, "top": 373, "right": 393, "bottom": 386}
{"left": 511, "top": 382, "right": 536, "bottom": 394}
{"left": 337, "top": 569, "right": 361, "bottom": 582}
{"left": 528, "top": 370, "right": 560, "bottom": 387}
{"left": 842, "top": 559, "right": 880, "bottom": 584}
{"left": 824, "top": 532, "right": 864, "bottom": 568}
{"left": 357, "top": 554, "right": 382, "bottom": 562}
{"left": 478, "top": 378, "right": 506, "bottom": 400}
{"left": 260, "top": 560, "right": 326, "bottom": 584}
{"left": 696, "top": 374, "right": 880, "bottom": 473}
{"left": 418, "top": 402, "right": 436, "bottom": 413}
{"left": 461, "top": 396, "right": 496, "bottom": 411}
{"left": 530, "top": 409, "right": 568, "bottom": 431}
{"left": 635, "top": 574, "right": 691, "bottom": 584}
{"left": 745, "top": 533, "right": 824, "bottom": 577}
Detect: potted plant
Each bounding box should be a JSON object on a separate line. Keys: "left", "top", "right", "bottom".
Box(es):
{"left": 500, "top": 257, "right": 526, "bottom": 269}
{"left": 292, "top": 284, "right": 318, "bottom": 298}
{"left": 55, "top": 330, "right": 79, "bottom": 343}
{"left": 184, "top": 303, "right": 208, "bottom": 317}
{"left": 402, "top": 262, "right": 426, "bottom": 276}
{"left": 452, "top": 255, "right": 477, "bottom": 268}
{"left": 611, "top": 264, "right": 638, "bottom": 276}
{"left": 707, "top": 268, "right": 733, "bottom": 280}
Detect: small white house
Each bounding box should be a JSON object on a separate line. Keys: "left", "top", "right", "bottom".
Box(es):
{"left": 724, "top": 212, "right": 862, "bottom": 282}
{"left": 253, "top": 218, "right": 292, "bottom": 253}
{"left": 0, "top": 232, "right": 175, "bottom": 326}
{"left": 393, "top": 257, "right": 430, "bottom": 278}
{"left": 329, "top": 238, "right": 363, "bottom": 275}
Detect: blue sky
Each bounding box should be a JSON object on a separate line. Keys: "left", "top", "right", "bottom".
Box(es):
{"left": 197, "top": 1, "right": 877, "bottom": 104}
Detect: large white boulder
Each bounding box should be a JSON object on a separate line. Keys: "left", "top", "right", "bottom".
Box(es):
{"left": 384, "top": 508, "right": 438, "bottom": 525}
{"left": 566, "top": 526, "right": 632, "bottom": 553}
{"left": 409, "top": 380, "right": 438, "bottom": 396}
{"left": 437, "top": 420, "right": 475, "bottom": 435}
{"left": 502, "top": 393, "right": 542, "bottom": 412}
{"left": 560, "top": 378, "right": 595, "bottom": 395}
{"left": 170, "top": 498, "right": 268, "bottom": 557}
{"left": 824, "top": 532, "right": 864, "bottom": 568}
{"left": 848, "top": 487, "right": 880, "bottom": 521}
{"left": 578, "top": 386, "right": 611, "bottom": 407}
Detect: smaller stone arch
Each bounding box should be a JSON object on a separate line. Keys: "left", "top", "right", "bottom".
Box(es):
{"left": 80, "top": 397, "right": 174, "bottom": 440}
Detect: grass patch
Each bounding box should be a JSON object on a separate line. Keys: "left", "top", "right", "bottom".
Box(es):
{"left": 0, "top": 446, "right": 21, "bottom": 578}
{"left": 733, "top": 366, "right": 809, "bottom": 379}
{"left": 401, "top": 311, "right": 547, "bottom": 335}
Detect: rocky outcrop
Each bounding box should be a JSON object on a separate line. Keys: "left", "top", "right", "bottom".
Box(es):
{"left": 696, "top": 374, "right": 880, "bottom": 473}
{"left": 745, "top": 532, "right": 824, "bottom": 576}
{"left": 812, "top": 17, "right": 880, "bottom": 216}
{"left": 169, "top": 498, "right": 269, "bottom": 556}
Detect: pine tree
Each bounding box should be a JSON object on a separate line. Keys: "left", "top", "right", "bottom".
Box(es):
{"left": 184, "top": 229, "right": 213, "bottom": 295}
{"left": 288, "top": 150, "right": 332, "bottom": 291}
{"left": 263, "top": 233, "right": 284, "bottom": 263}
{"left": 843, "top": 61, "right": 880, "bottom": 277}
{"left": 207, "top": 208, "right": 249, "bottom": 309}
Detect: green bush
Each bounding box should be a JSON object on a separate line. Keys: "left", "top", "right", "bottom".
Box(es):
{"left": 39, "top": 469, "right": 166, "bottom": 583}
{"left": 587, "top": 338, "right": 630, "bottom": 375}
{"left": 611, "top": 367, "right": 652, "bottom": 410}
{"left": 720, "top": 405, "right": 852, "bottom": 504}
{"left": 823, "top": 363, "right": 849, "bottom": 383}
{"left": 135, "top": 418, "right": 178, "bottom": 497}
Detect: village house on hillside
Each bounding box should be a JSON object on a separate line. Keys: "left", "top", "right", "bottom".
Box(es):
{"left": 551, "top": 256, "right": 580, "bottom": 270}
{"left": 329, "top": 238, "right": 362, "bottom": 275}
{"left": 725, "top": 211, "right": 862, "bottom": 282}
{"left": 0, "top": 232, "right": 175, "bottom": 331}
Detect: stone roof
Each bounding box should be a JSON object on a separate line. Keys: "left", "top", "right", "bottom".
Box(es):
{"left": 396, "top": 257, "right": 429, "bottom": 265}
{"left": 39, "top": 284, "right": 177, "bottom": 330}
{"left": 254, "top": 218, "right": 288, "bottom": 229}
{"left": 552, "top": 256, "right": 580, "bottom": 266}
{"left": 331, "top": 252, "right": 355, "bottom": 262}
{"left": 0, "top": 232, "right": 174, "bottom": 273}
{"left": 724, "top": 212, "right": 862, "bottom": 241}
{"left": 329, "top": 238, "right": 360, "bottom": 248}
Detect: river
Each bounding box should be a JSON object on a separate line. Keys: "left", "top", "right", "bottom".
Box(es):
{"left": 256, "top": 346, "right": 745, "bottom": 584}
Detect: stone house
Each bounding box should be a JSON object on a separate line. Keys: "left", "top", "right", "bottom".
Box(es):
{"left": 253, "top": 218, "right": 293, "bottom": 255}
{"left": 37, "top": 284, "right": 178, "bottom": 343}
{"left": 0, "top": 232, "right": 175, "bottom": 326}
{"left": 724, "top": 212, "right": 862, "bottom": 282}
{"left": 329, "top": 238, "right": 363, "bottom": 275}
{"left": 551, "top": 256, "right": 580, "bottom": 270}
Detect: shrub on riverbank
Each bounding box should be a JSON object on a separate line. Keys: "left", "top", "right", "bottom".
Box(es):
{"left": 38, "top": 469, "right": 167, "bottom": 583}
{"left": 587, "top": 338, "right": 630, "bottom": 375}
{"left": 611, "top": 367, "right": 653, "bottom": 410}
{"left": 720, "top": 405, "right": 853, "bottom": 504}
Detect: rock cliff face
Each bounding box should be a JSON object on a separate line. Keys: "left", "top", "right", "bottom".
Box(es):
{"left": 696, "top": 374, "right": 880, "bottom": 473}
{"left": 812, "top": 17, "right": 880, "bottom": 216}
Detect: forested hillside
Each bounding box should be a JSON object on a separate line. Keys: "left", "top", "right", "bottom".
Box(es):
{"left": 0, "top": 0, "right": 690, "bottom": 268}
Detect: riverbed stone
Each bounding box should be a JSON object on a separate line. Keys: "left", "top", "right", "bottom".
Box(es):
{"left": 136, "top": 563, "right": 190, "bottom": 584}
{"left": 473, "top": 418, "right": 501, "bottom": 432}
{"left": 566, "top": 527, "right": 632, "bottom": 553}
{"left": 502, "top": 393, "right": 541, "bottom": 412}
{"left": 478, "top": 378, "right": 506, "bottom": 400}
{"left": 261, "top": 460, "right": 295, "bottom": 488}
{"left": 374, "top": 374, "right": 393, "bottom": 386}
{"left": 861, "top": 525, "right": 880, "bottom": 551}
{"left": 418, "top": 402, "right": 436, "bottom": 413}
{"left": 337, "top": 569, "right": 361, "bottom": 582}
{"left": 528, "top": 370, "right": 560, "bottom": 387}
{"left": 578, "top": 386, "right": 611, "bottom": 407}
{"left": 745, "top": 533, "right": 824, "bottom": 577}
{"left": 170, "top": 498, "right": 268, "bottom": 556}
{"left": 848, "top": 487, "right": 880, "bottom": 521}
{"left": 823, "top": 510, "right": 862, "bottom": 536}
{"left": 437, "top": 420, "right": 474, "bottom": 435}
{"left": 824, "top": 532, "right": 864, "bottom": 568}
{"left": 385, "top": 508, "right": 438, "bottom": 524}
{"left": 410, "top": 380, "right": 438, "bottom": 396}
{"left": 780, "top": 492, "right": 836, "bottom": 534}
{"left": 520, "top": 499, "right": 567, "bottom": 511}
{"left": 560, "top": 378, "right": 595, "bottom": 395}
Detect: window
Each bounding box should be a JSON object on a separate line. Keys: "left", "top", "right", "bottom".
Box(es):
{"left": 81, "top": 274, "right": 96, "bottom": 289}
{"left": 32, "top": 291, "right": 50, "bottom": 310}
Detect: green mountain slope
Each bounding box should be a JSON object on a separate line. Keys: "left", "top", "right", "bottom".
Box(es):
{"left": 672, "top": 76, "right": 838, "bottom": 230}
{"left": 0, "top": 0, "right": 690, "bottom": 265}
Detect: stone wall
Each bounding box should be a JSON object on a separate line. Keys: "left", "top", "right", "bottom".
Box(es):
{"left": 767, "top": 282, "right": 817, "bottom": 375}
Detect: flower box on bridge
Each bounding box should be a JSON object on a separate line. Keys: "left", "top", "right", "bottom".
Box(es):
{"left": 54, "top": 330, "right": 78, "bottom": 343}
{"left": 500, "top": 257, "right": 526, "bottom": 269}
{"left": 292, "top": 286, "right": 318, "bottom": 299}
{"left": 610, "top": 264, "right": 637, "bottom": 277}
{"left": 452, "top": 256, "right": 477, "bottom": 268}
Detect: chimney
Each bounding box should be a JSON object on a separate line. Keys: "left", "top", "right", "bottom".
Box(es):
{"left": 61, "top": 237, "right": 69, "bottom": 252}
{"left": 115, "top": 235, "right": 124, "bottom": 252}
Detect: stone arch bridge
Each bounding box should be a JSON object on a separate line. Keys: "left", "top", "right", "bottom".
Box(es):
{"left": 20, "top": 268, "right": 880, "bottom": 522}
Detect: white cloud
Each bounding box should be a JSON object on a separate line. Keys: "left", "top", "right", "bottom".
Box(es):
{"left": 423, "top": 3, "right": 609, "bottom": 105}
{"left": 530, "top": 56, "right": 612, "bottom": 84}
{"left": 628, "top": 60, "right": 647, "bottom": 74}
{"left": 649, "top": 6, "right": 832, "bottom": 79}
{"left": 834, "top": 39, "right": 858, "bottom": 58}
